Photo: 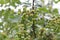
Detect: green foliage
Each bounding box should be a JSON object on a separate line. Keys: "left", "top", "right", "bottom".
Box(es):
{"left": 0, "top": 0, "right": 21, "bottom": 6}
{"left": 37, "top": 7, "right": 49, "bottom": 13}
{"left": 54, "top": 0, "right": 60, "bottom": 3}
{"left": 0, "top": 0, "right": 60, "bottom": 40}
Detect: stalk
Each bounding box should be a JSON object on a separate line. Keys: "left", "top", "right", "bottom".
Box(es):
{"left": 31, "top": 0, "right": 36, "bottom": 38}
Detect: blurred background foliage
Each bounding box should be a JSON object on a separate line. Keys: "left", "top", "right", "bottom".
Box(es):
{"left": 0, "top": 0, "right": 60, "bottom": 40}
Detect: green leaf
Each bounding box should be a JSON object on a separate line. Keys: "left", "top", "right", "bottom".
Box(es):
{"left": 0, "top": 0, "right": 5, "bottom": 4}
{"left": 52, "top": 8, "right": 58, "bottom": 15}
{"left": 54, "top": 0, "right": 60, "bottom": 3}
{"left": 0, "top": 0, "right": 21, "bottom": 6}
{"left": 53, "top": 9, "right": 58, "bottom": 13}
{"left": 38, "top": 7, "right": 49, "bottom": 13}
{"left": 10, "top": 0, "right": 21, "bottom": 6}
